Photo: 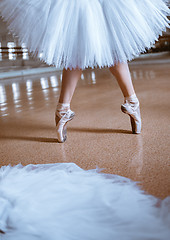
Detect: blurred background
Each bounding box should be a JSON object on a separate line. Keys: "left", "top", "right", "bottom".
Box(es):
{"left": 0, "top": 16, "right": 170, "bottom": 76}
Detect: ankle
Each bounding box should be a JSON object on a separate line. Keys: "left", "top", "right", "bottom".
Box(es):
{"left": 124, "top": 93, "right": 139, "bottom": 104}
{"left": 56, "top": 103, "right": 70, "bottom": 117}
{"left": 57, "top": 102, "right": 70, "bottom": 112}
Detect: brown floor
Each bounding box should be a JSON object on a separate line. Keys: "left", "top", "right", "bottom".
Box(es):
{"left": 0, "top": 60, "right": 170, "bottom": 199}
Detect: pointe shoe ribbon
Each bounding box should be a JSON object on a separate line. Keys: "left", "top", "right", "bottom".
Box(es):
{"left": 121, "top": 100, "right": 139, "bottom": 119}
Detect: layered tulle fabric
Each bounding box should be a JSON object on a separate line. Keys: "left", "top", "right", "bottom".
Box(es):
{"left": 0, "top": 0, "right": 169, "bottom": 69}
{"left": 0, "top": 163, "right": 170, "bottom": 240}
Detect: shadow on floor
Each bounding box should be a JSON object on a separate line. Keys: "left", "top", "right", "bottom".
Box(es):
{"left": 69, "top": 127, "right": 132, "bottom": 134}
{"left": 0, "top": 135, "right": 57, "bottom": 143}
{"left": 0, "top": 128, "right": 132, "bottom": 143}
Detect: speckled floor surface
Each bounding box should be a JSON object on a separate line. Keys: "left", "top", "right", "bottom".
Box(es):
{"left": 0, "top": 59, "right": 169, "bottom": 199}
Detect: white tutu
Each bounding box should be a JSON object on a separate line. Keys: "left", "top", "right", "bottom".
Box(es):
{"left": 0, "top": 0, "right": 169, "bottom": 69}
{"left": 0, "top": 163, "right": 170, "bottom": 240}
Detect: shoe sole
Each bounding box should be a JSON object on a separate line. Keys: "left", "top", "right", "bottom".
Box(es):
{"left": 121, "top": 105, "right": 141, "bottom": 134}
{"left": 130, "top": 115, "right": 140, "bottom": 134}
{"left": 55, "top": 113, "right": 75, "bottom": 143}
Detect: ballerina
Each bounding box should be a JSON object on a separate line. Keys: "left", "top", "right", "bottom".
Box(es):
{"left": 0, "top": 0, "right": 169, "bottom": 143}
{"left": 0, "top": 2, "right": 170, "bottom": 238}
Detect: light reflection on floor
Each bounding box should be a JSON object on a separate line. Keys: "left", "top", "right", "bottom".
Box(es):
{"left": 0, "top": 70, "right": 99, "bottom": 117}
{"left": 0, "top": 68, "right": 159, "bottom": 118}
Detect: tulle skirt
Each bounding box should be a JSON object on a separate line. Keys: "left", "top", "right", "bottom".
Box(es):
{"left": 0, "top": 0, "right": 169, "bottom": 69}
{"left": 0, "top": 163, "right": 170, "bottom": 240}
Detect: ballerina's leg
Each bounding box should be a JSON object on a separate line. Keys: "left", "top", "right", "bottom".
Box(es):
{"left": 59, "top": 68, "right": 82, "bottom": 104}
{"left": 109, "top": 62, "right": 141, "bottom": 134}
{"left": 55, "top": 67, "right": 82, "bottom": 142}
{"left": 109, "top": 62, "right": 135, "bottom": 98}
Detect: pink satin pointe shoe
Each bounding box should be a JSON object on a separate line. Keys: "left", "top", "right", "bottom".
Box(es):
{"left": 55, "top": 109, "right": 75, "bottom": 143}
{"left": 121, "top": 98, "right": 141, "bottom": 134}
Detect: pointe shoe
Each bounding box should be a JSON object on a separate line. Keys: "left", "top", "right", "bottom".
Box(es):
{"left": 55, "top": 109, "right": 75, "bottom": 143}
{"left": 121, "top": 100, "right": 141, "bottom": 134}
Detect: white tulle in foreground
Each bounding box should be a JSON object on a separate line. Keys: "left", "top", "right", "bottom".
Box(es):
{"left": 0, "top": 0, "right": 169, "bottom": 69}
{"left": 0, "top": 163, "right": 170, "bottom": 240}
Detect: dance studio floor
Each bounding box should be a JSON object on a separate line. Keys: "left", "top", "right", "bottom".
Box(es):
{"left": 0, "top": 57, "right": 169, "bottom": 199}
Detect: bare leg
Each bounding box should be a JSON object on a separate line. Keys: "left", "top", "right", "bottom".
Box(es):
{"left": 109, "top": 62, "right": 141, "bottom": 134}
{"left": 109, "top": 62, "right": 135, "bottom": 98}
{"left": 56, "top": 67, "right": 82, "bottom": 143}
{"left": 59, "top": 68, "right": 82, "bottom": 104}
